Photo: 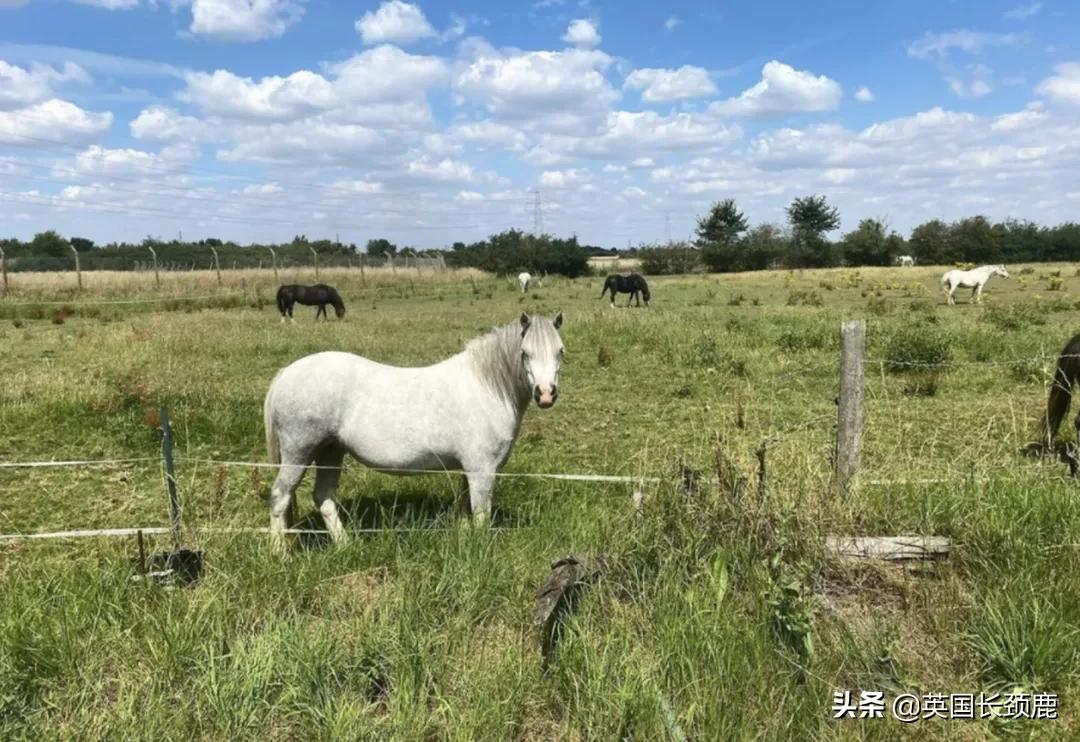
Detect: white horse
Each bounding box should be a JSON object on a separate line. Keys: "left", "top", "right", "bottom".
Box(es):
{"left": 518, "top": 271, "right": 531, "bottom": 293}
{"left": 942, "top": 264, "right": 1009, "bottom": 305}
{"left": 263, "top": 313, "right": 565, "bottom": 551}
{"left": 896, "top": 255, "right": 915, "bottom": 267}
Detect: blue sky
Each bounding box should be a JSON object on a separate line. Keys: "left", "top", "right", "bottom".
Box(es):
{"left": 0, "top": 0, "right": 1077, "bottom": 247}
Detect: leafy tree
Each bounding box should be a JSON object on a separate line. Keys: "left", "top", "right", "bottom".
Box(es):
{"left": 366, "top": 238, "right": 397, "bottom": 257}
{"left": 950, "top": 215, "right": 999, "bottom": 264}
{"left": 70, "top": 237, "right": 95, "bottom": 252}
{"left": 696, "top": 199, "right": 748, "bottom": 246}
{"left": 697, "top": 199, "right": 750, "bottom": 273}
{"left": 30, "top": 230, "right": 70, "bottom": 258}
{"left": 741, "top": 224, "right": 790, "bottom": 271}
{"left": 786, "top": 195, "right": 840, "bottom": 267}
{"left": 786, "top": 195, "right": 840, "bottom": 237}
{"left": 908, "top": 220, "right": 951, "bottom": 265}
{"left": 839, "top": 219, "right": 893, "bottom": 266}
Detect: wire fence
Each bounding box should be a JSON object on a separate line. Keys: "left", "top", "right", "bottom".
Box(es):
{"left": 2, "top": 337, "right": 1077, "bottom": 546}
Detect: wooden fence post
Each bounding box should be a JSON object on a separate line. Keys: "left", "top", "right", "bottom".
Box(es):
{"left": 309, "top": 246, "right": 319, "bottom": 280}
{"left": 835, "top": 320, "right": 865, "bottom": 496}
{"left": 210, "top": 247, "right": 221, "bottom": 285}
{"left": 0, "top": 245, "right": 7, "bottom": 294}
{"left": 268, "top": 247, "right": 278, "bottom": 282}
{"left": 147, "top": 246, "right": 160, "bottom": 288}
{"left": 159, "top": 406, "right": 182, "bottom": 551}
{"left": 359, "top": 255, "right": 366, "bottom": 284}
{"left": 69, "top": 244, "right": 82, "bottom": 291}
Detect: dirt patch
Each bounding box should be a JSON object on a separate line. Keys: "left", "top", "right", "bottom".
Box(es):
{"left": 326, "top": 565, "right": 391, "bottom": 605}
{"left": 816, "top": 557, "right": 976, "bottom": 690}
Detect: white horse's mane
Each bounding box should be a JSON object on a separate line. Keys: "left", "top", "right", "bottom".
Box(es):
{"left": 465, "top": 317, "right": 561, "bottom": 405}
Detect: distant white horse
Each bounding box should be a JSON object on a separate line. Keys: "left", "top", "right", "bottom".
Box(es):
{"left": 942, "top": 264, "right": 1009, "bottom": 305}
{"left": 896, "top": 255, "right": 915, "bottom": 267}
{"left": 518, "top": 272, "right": 531, "bottom": 293}
{"left": 263, "top": 313, "right": 565, "bottom": 551}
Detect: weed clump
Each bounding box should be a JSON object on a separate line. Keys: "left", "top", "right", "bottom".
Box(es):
{"left": 885, "top": 324, "right": 951, "bottom": 396}
{"left": 786, "top": 290, "right": 824, "bottom": 307}
{"left": 884, "top": 325, "right": 951, "bottom": 372}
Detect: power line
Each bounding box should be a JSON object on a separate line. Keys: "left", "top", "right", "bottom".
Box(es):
{"left": 532, "top": 187, "right": 544, "bottom": 234}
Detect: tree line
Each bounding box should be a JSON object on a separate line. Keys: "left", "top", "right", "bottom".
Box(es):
{"left": 5, "top": 196, "right": 1080, "bottom": 278}
{"left": 639, "top": 195, "right": 1080, "bottom": 275}
{"left": 0, "top": 230, "right": 595, "bottom": 278}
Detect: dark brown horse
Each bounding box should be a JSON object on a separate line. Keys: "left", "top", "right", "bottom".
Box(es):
{"left": 1043, "top": 332, "right": 1080, "bottom": 445}
{"left": 601, "top": 274, "right": 650, "bottom": 307}
{"left": 276, "top": 284, "right": 345, "bottom": 321}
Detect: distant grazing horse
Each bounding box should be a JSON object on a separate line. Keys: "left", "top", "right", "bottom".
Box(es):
{"left": 1043, "top": 332, "right": 1080, "bottom": 447}
{"left": 276, "top": 284, "right": 345, "bottom": 321}
{"left": 518, "top": 271, "right": 531, "bottom": 293}
{"left": 601, "top": 273, "right": 650, "bottom": 308}
{"left": 263, "top": 312, "right": 565, "bottom": 551}
{"left": 941, "top": 265, "right": 1009, "bottom": 305}
{"left": 896, "top": 255, "right": 915, "bottom": 267}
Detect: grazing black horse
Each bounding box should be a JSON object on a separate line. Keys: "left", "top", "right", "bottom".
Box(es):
{"left": 601, "top": 273, "right": 650, "bottom": 307}
{"left": 276, "top": 284, "right": 346, "bottom": 321}
{"left": 1044, "top": 332, "right": 1080, "bottom": 445}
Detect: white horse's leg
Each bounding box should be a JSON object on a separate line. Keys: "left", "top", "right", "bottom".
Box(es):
{"left": 973, "top": 283, "right": 981, "bottom": 304}
{"left": 947, "top": 282, "right": 956, "bottom": 305}
{"left": 269, "top": 458, "right": 308, "bottom": 553}
{"left": 312, "top": 447, "right": 348, "bottom": 544}
{"left": 465, "top": 469, "right": 496, "bottom": 525}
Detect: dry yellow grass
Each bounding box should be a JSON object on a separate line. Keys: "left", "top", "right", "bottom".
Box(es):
{"left": 0, "top": 265, "right": 491, "bottom": 300}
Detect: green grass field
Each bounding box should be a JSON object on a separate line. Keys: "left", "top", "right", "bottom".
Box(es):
{"left": 2, "top": 263, "right": 1080, "bottom": 740}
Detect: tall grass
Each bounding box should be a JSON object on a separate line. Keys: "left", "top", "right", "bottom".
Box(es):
{"left": 2, "top": 263, "right": 1080, "bottom": 737}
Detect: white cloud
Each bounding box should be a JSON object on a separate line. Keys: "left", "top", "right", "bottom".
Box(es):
{"left": 562, "top": 19, "right": 600, "bottom": 49}
{"left": 406, "top": 156, "right": 474, "bottom": 182}
{"left": 539, "top": 168, "right": 590, "bottom": 188}
{"left": 907, "top": 29, "right": 1025, "bottom": 60}
{"left": 70, "top": 143, "right": 197, "bottom": 177}
{"left": 329, "top": 178, "right": 383, "bottom": 194}
{"left": 130, "top": 105, "right": 209, "bottom": 141}
{"left": 539, "top": 109, "right": 741, "bottom": 161}
{"left": 622, "top": 186, "right": 647, "bottom": 199}
{"left": 0, "top": 60, "right": 90, "bottom": 110}
{"left": 1004, "top": 2, "right": 1042, "bottom": 20}
{"left": 624, "top": 65, "right": 717, "bottom": 102}
{"left": 455, "top": 47, "right": 616, "bottom": 131}
{"left": 709, "top": 60, "right": 841, "bottom": 117}
{"left": 241, "top": 182, "right": 282, "bottom": 194}
{"left": 1037, "top": 62, "right": 1080, "bottom": 105}
{"left": 854, "top": 86, "right": 874, "bottom": 103}
{"left": 216, "top": 119, "right": 390, "bottom": 163}
{"left": 328, "top": 45, "right": 448, "bottom": 103}
{"left": 991, "top": 107, "right": 1047, "bottom": 131}
{"left": 947, "top": 77, "right": 992, "bottom": 98}
{"left": 664, "top": 15, "right": 680, "bottom": 31}
{"left": 182, "top": 69, "right": 332, "bottom": 120}
{"left": 449, "top": 120, "right": 529, "bottom": 151}
{"left": 188, "top": 0, "right": 304, "bottom": 43}
{"left": 180, "top": 46, "right": 446, "bottom": 122}
{"left": 0, "top": 99, "right": 111, "bottom": 144}
{"left": 355, "top": 1, "right": 435, "bottom": 45}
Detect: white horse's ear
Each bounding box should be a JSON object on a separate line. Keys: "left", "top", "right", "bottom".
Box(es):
{"left": 553, "top": 312, "right": 563, "bottom": 329}
{"left": 520, "top": 313, "right": 531, "bottom": 331}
